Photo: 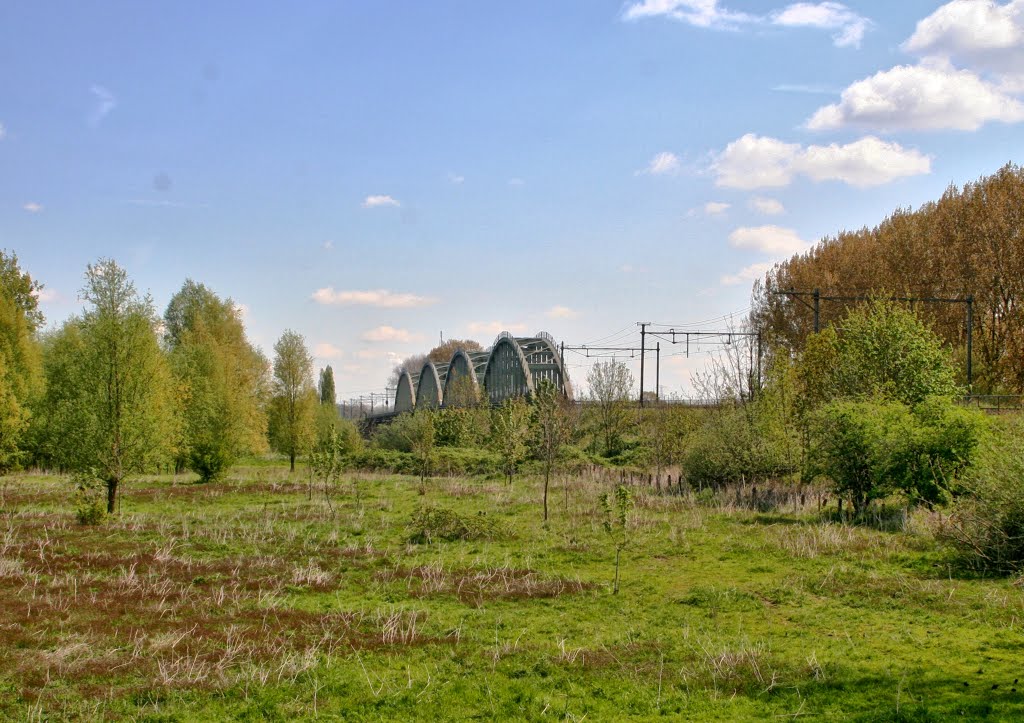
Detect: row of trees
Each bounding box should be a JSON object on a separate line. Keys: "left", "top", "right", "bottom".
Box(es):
{"left": 753, "top": 163, "right": 1024, "bottom": 393}
{"left": 0, "top": 254, "right": 350, "bottom": 512}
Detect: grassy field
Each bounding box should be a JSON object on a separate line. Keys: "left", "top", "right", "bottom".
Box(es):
{"left": 1, "top": 466, "right": 1023, "bottom": 721}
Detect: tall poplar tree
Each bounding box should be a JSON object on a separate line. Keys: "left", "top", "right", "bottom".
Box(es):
{"left": 165, "top": 280, "right": 269, "bottom": 482}
{"left": 0, "top": 251, "right": 43, "bottom": 472}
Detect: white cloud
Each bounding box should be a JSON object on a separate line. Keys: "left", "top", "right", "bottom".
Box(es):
{"left": 806, "top": 62, "right": 1024, "bottom": 131}
{"left": 447, "top": 172, "right": 465, "bottom": 184}
{"left": 362, "top": 326, "right": 424, "bottom": 343}
{"left": 721, "top": 262, "right": 776, "bottom": 286}
{"left": 545, "top": 305, "right": 580, "bottom": 320}
{"left": 311, "top": 287, "right": 436, "bottom": 308}
{"left": 704, "top": 201, "right": 731, "bottom": 215}
{"left": 749, "top": 197, "right": 784, "bottom": 215}
{"left": 771, "top": 2, "right": 871, "bottom": 48}
{"left": 314, "top": 342, "right": 343, "bottom": 359}
{"left": 728, "top": 225, "right": 809, "bottom": 255}
{"left": 23, "top": 202, "right": 43, "bottom": 213}
{"left": 322, "top": 240, "right": 334, "bottom": 250}
{"left": 714, "top": 134, "right": 800, "bottom": 189}
{"left": 32, "top": 288, "right": 61, "bottom": 303}
{"left": 508, "top": 178, "right": 525, "bottom": 186}
{"left": 623, "top": 0, "right": 755, "bottom": 29}
{"left": 797, "top": 136, "right": 932, "bottom": 186}
{"left": 637, "top": 151, "right": 681, "bottom": 176}
{"left": 467, "top": 321, "right": 528, "bottom": 336}
{"left": 362, "top": 194, "right": 400, "bottom": 208}
{"left": 903, "top": 0, "right": 1024, "bottom": 81}
{"left": 714, "top": 133, "right": 931, "bottom": 189}
{"left": 0, "top": 123, "right": 6, "bottom": 140}
{"left": 88, "top": 85, "right": 116, "bottom": 126}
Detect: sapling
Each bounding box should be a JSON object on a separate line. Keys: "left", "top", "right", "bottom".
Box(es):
{"left": 599, "top": 484, "right": 633, "bottom": 594}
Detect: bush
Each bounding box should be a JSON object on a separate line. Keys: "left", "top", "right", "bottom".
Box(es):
{"left": 944, "top": 417, "right": 1024, "bottom": 573}
{"left": 683, "top": 405, "right": 795, "bottom": 487}
{"left": 72, "top": 473, "right": 105, "bottom": 525}
{"left": 350, "top": 446, "right": 503, "bottom": 477}
{"left": 407, "top": 505, "right": 512, "bottom": 544}
{"left": 808, "top": 397, "right": 986, "bottom": 515}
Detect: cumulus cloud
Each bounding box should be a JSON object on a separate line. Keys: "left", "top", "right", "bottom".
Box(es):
{"left": 447, "top": 172, "right": 465, "bottom": 184}
{"left": 903, "top": 0, "right": 1024, "bottom": 83}
{"left": 728, "top": 225, "right": 809, "bottom": 255}
{"left": 467, "top": 321, "right": 528, "bottom": 336}
{"left": 714, "top": 133, "right": 930, "bottom": 189}
{"left": 704, "top": 201, "right": 731, "bottom": 215}
{"left": 362, "top": 326, "right": 424, "bottom": 343}
{"left": 721, "top": 261, "right": 776, "bottom": 286}
{"left": 362, "top": 194, "right": 400, "bottom": 208}
{"left": 23, "top": 202, "right": 43, "bottom": 213}
{"left": 0, "top": 123, "right": 6, "bottom": 140}
{"left": 311, "top": 287, "right": 436, "bottom": 308}
{"left": 545, "top": 305, "right": 580, "bottom": 320}
{"left": 637, "top": 151, "right": 681, "bottom": 176}
{"left": 622, "top": 0, "right": 755, "bottom": 29}
{"left": 771, "top": 2, "right": 871, "bottom": 48}
{"left": 807, "top": 62, "right": 1024, "bottom": 131}
{"left": 314, "top": 342, "right": 343, "bottom": 359}
{"left": 713, "top": 135, "right": 800, "bottom": 189}
{"left": 749, "top": 197, "right": 784, "bottom": 215}
{"left": 322, "top": 240, "right": 334, "bottom": 250}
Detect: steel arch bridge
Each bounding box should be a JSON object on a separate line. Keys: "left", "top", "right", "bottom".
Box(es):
{"left": 393, "top": 331, "right": 572, "bottom": 413}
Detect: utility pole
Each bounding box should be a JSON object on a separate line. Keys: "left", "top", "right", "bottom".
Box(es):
{"left": 638, "top": 322, "right": 650, "bottom": 407}
{"left": 655, "top": 342, "right": 660, "bottom": 403}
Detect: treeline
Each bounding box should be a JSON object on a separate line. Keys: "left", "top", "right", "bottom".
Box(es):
{"left": 0, "top": 254, "right": 356, "bottom": 513}
{"left": 753, "top": 162, "right": 1024, "bottom": 393}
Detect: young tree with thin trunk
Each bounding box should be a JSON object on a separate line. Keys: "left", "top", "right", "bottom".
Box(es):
{"left": 587, "top": 360, "right": 634, "bottom": 456}
{"left": 490, "top": 396, "right": 530, "bottom": 486}
{"left": 35, "top": 259, "right": 177, "bottom": 513}
{"left": 530, "top": 380, "right": 573, "bottom": 523}
{"left": 268, "top": 330, "right": 316, "bottom": 472}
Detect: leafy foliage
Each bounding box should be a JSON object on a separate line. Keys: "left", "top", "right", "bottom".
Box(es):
{"left": 407, "top": 505, "right": 511, "bottom": 544}
{"left": 268, "top": 330, "right": 316, "bottom": 472}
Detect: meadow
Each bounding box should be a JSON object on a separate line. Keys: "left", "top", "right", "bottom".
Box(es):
{"left": 2, "top": 465, "right": 1023, "bottom": 721}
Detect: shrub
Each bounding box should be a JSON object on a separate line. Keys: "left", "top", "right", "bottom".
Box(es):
{"left": 944, "top": 417, "right": 1024, "bottom": 573}
{"left": 407, "top": 505, "right": 512, "bottom": 544}
{"left": 72, "top": 472, "right": 105, "bottom": 525}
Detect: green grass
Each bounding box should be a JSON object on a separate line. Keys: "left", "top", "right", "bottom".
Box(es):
{"left": 1, "top": 467, "right": 1023, "bottom": 720}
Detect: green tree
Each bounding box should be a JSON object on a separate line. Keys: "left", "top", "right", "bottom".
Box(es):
{"left": 268, "top": 330, "right": 316, "bottom": 472}
{"left": 319, "top": 365, "right": 337, "bottom": 406}
{"left": 599, "top": 484, "right": 633, "bottom": 594}
{"left": 34, "top": 259, "right": 177, "bottom": 513}
{"left": 165, "top": 281, "right": 269, "bottom": 483}
{"left": 0, "top": 252, "right": 43, "bottom": 472}
{"left": 490, "top": 396, "right": 531, "bottom": 485}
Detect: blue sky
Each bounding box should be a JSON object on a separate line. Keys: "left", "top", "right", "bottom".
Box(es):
{"left": 4, "top": 1, "right": 1023, "bottom": 399}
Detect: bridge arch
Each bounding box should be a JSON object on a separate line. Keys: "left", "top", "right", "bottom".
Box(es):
{"left": 482, "top": 333, "right": 535, "bottom": 405}
{"left": 394, "top": 369, "right": 417, "bottom": 413}
{"left": 443, "top": 349, "right": 488, "bottom": 406}
{"left": 414, "top": 360, "right": 444, "bottom": 409}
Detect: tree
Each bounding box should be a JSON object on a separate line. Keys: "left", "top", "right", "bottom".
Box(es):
{"left": 599, "top": 485, "right": 633, "bottom": 594}
{"left": 490, "top": 396, "right": 531, "bottom": 485}
{"left": 531, "top": 380, "right": 574, "bottom": 523}
{"left": 797, "top": 301, "right": 960, "bottom": 408}
{"left": 268, "top": 330, "right": 316, "bottom": 472}
{"left": 0, "top": 252, "right": 43, "bottom": 472}
{"left": 34, "top": 259, "right": 177, "bottom": 513}
{"left": 165, "top": 281, "right": 269, "bottom": 482}
{"left": 319, "top": 365, "right": 337, "bottom": 406}
{"left": 309, "top": 402, "right": 361, "bottom": 508}
{"left": 586, "top": 360, "right": 634, "bottom": 456}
